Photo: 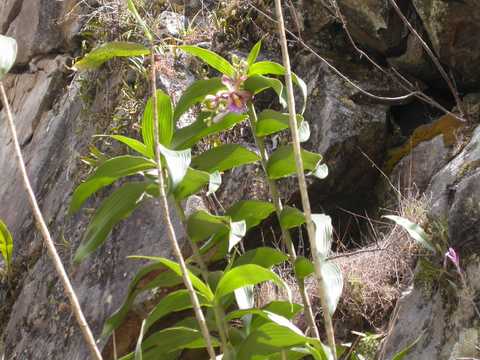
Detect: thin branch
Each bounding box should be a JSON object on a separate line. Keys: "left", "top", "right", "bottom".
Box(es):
{"left": 148, "top": 49, "right": 216, "bottom": 360}
{"left": 273, "top": 0, "right": 337, "bottom": 358}
{"left": 0, "top": 83, "right": 103, "bottom": 360}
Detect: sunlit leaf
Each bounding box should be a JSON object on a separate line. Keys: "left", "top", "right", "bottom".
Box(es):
{"left": 0, "top": 220, "right": 13, "bottom": 273}
{"left": 179, "top": 45, "right": 235, "bottom": 77}
{"left": 191, "top": 144, "right": 260, "bottom": 173}
{"left": 244, "top": 75, "right": 286, "bottom": 108}
{"left": 294, "top": 257, "right": 314, "bottom": 280}
{"left": 173, "top": 78, "right": 225, "bottom": 123}
{"left": 266, "top": 145, "right": 322, "bottom": 180}
{"left": 247, "top": 40, "right": 262, "bottom": 67}
{"left": 172, "top": 167, "right": 210, "bottom": 200}
{"left": 233, "top": 247, "right": 288, "bottom": 269}
{"left": 69, "top": 156, "right": 155, "bottom": 214}
{"left": 74, "top": 182, "right": 149, "bottom": 263}
{"left": 158, "top": 144, "right": 191, "bottom": 188}
{"left": 226, "top": 200, "right": 276, "bottom": 230}
{"left": 73, "top": 42, "right": 150, "bottom": 71}
{"left": 207, "top": 171, "right": 222, "bottom": 196}
{"left": 142, "top": 90, "right": 174, "bottom": 154}
{"left": 383, "top": 215, "right": 435, "bottom": 253}
{"left": 0, "top": 35, "right": 17, "bottom": 79}
{"left": 313, "top": 163, "right": 329, "bottom": 179}
{"left": 126, "top": 0, "right": 153, "bottom": 41}
{"left": 320, "top": 261, "right": 343, "bottom": 316}
{"left": 255, "top": 110, "right": 303, "bottom": 137}
{"left": 312, "top": 214, "right": 333, "bottom": 260}
{"left": 279, "top": 206, "right": 306, "bottom": 230}
{"left": 298, "top": 121, "right": 311, "bottom": 143}
{"left": 106, "top": 135, "right": 150, "bottom": 158}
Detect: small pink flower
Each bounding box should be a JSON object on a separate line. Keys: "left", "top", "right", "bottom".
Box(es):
{"left": 444, "top": 247, "right": 460, "bottom": 271}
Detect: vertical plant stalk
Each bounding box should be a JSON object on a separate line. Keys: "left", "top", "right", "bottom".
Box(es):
{"left": 174, "top": 201, "right": 231, "bottom": 355}
{"left": 0, "top": 83, "right": 103, "bottom": 360}
{"left": 272, "top": 0, "right": 337, "bottom": 357}
{"left": 148, "top": 49, "right": 216, "bottom": 360}
{"left": 248, "top": 103, "right": 319, "bottom": 339}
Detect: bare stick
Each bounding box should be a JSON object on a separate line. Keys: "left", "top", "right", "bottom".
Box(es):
{"left": 273, "top": 0, "right": 337, "bottom": 357}
{"left": 149, "top": 49, "right": 216, "bottom": 360}
{"left": 0, "top": 83, "right": 103, "bottom": 360}
{"left": 248, "top": 103, "right": 320, "bottom": 339}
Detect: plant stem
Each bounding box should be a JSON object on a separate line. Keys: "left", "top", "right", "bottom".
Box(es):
{"left": 149, "top": 49, "right": 216, "bottom": 360}
{"left": 0, "top": 82, "right": 103, "bottom": 360}
{"left": 174, "top": 200, "right": 231, "bottom": 355}
{"left": 273, "top": 1, "right": 337, "bottom": 357}
{"left": 247, "top": 103, "right": 319, "bottom": 339}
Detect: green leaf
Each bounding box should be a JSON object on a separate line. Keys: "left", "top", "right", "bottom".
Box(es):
{"left": 215, "top": 264, "right": 291, "bottom": 301}
{"left": 142, "top": 90, "right": 174, "bottom": 153}
{"left": 132, "top": 327, "right": 220, "bottom": 358}
{"left": 0, "top": 220, "right": 13, "bottom": 272}
{"left": 179, "top": 45, "right": 235, "bottom": 77}
{"left": 187, "top": 210, "right": 230, "bottom": 243}
{"left": 266, "top": 145, "right": 322, "bottom": 180}
{"left": 261, "top": 301, "right": 304, "bottom": 321}
{"left": 391, "top": 332, "right": 424, "bottom": 360}
{"left": 173, "top": 78, "right": 225, "bottom": 123}
{"left": 226, "top": 200, "right": 276, "bottom": 230}
{"left": 207, "top": 171, "right": 222, "bottom": 196}
{"left": 73, "top": 42, "right": 150, "bottom": 71}
{"left": 320, "top": 261, "right": 343, "bottom": 316}
{"left": 130, "top": 256, "right": 214, "bottom": 301}
{"left": 126, "top": 0, "right": 153, "bottom": 41}
{"left": 69, "top": 156, "right": 155, "bottom": 214}
{"left": 172, "top": 112, "right": 247, "bottom": 150}
{"left": 172, "top": 168, "right": 210, "bottom": 200}
{"left": 312, "top": 214, "right": 333, "bottom": 260}
{"left": 144, "top": 289, "right": 211, "bottom": 333}
{"left": 244, "top": 75, "right": 286, "bottom": 108}
{"left": 383, "top": 215, "right": 436, "bottom": 253}
{"left": 0, "top": 35, "right": 17, "bottom": 79}
{"left": 279, "top": 206, "right": 306, "bottom": 230}
{"left": 294, "top": 257, "right": 314, "bottom": 280}
{"left": 74, "top": 182, "right": 149, "bottom": 263}
{"left": 191, "top": 144, "right": 260, "bottom": 173}
{"left": 106, "top": 135, "right": 150, "bottom": 158}
{"left": 158, "top": 144, "right": 191, "bottom": 188}
{"left": 247, "top": 40, "right": 262, "bottom": 67}
{"left": 248, "top": 61, "right": 308, "bottom": 114}
{"left": 255, "top": 110, "right": 303, "bottom": 137}
{"left": 102, "top": 263, "right": 184, "bottom": 338}
{"left": 233, "top": 247, "right": 288, "bottom": 268}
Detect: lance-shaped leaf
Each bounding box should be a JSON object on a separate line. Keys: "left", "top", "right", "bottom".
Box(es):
{"left": 225, "top": 200, "right": 276, "bottom": 230}
{"left": 248, "top": 61, "right": 308, "bottom": 114}
{"left": 244, "top": 75, "right": 286, "bottom": 108}
{"left": 266, "top": 145, "right": 322, "bottom": 180}
{"left": 247, "top": 40, "right": 262, "bottom": 67}
{"left": 294, "top": 257, "right": 314, "bottom": 280}
{"left": 173, "top": 77, "right": 225, "bottom": 122}
{"left": 191, "top": 144, "right": 260, "bottom": 173}
{"left": 158, "top": 144, "right": 191, "bottom": 188}
{"left": 73, "top": 42, "right": 150, "bottom": 71}
{"left": 129, "top": 256, "right": 214, "bottom": 301}
{"left": 279, "top": 206, "right": 306, "bottom": 230}
{"left": 102, "top": 263, "right": 184, "bottom": 338}
{"left": 255, "top": 110, "right": 303, "bottom": 137}
{"left": 320, "top": 261, "right": 343, "bottom": 316}
{"left": 74, "top": 182, "right": 149, "bottom": 263}
{"left": 105, "top": 135, "right": 150, "bottom": 158}
{"left": 143, "top": 289, "right": 211, "bottom": 333}
{"left": 383, "top": 215, "right": 436, "bottom": 253}
{"left": 172, "top": 112, "right": 247, "bottom": 150}
{"left": 142, "top": 90, "right": 174, "bottom": 154}
{"left": 312, "top": 213, "right": 333, "bottom": 260}
{"left": 0, "top": 35, "right": 17, "bottom": 79}
{"left": 215, "top": 264, "right": 291, "bottom": 302}
{"left": 172, "top": 168, "right": 210, "bottom": 200}
{"left": 69, "top": 156, "right": 156, "bottom": 214}
{"left": 233, "top": 247, "right": 288, "bottom": 269}
{"left": 0, "top": 220, "right": 13, "bottom": 273}
{"left": 179, "top": 45, "right": 235, "bottom": 77}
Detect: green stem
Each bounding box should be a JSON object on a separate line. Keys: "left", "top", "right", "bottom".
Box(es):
{"left": 247, "top": 102, "right": 320, "bottom": 339}
{"left": 174, "top": 200, "right": 231, "bottom": 355}
{"left": 149, "top": 48, "right": 216, "bottom": 360}
{"left": 272, "top": 2, "right": 337, "bottom": 357}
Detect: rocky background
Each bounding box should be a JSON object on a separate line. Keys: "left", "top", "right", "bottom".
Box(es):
{"left": 0, "top": 0, "right": 479, "bottom": 359}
